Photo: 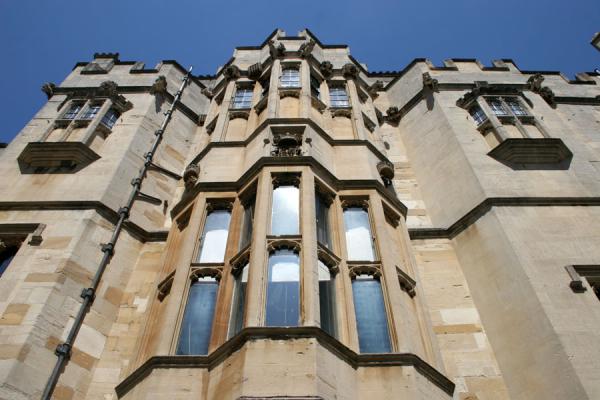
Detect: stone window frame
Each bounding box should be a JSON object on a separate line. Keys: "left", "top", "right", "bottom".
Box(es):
{"left": 328, "top": 81, "right": 351, "bottom": 109}
{"left": 566, "top": 265, "right": 600, "bottom": 300}
{"left": 269, "top": 172, "right": 302, "bottom": 237}
{"left": 340, "top": 196, "right": 381, "bottom": 263}
{"left": 230, "top": 82, "right": 255, "bottom": 110}
{"left": 279, "top": 63, "right": 301, "bottom": 89}
{"left": 191, "top": 198, "right": 235, "bottom": 266}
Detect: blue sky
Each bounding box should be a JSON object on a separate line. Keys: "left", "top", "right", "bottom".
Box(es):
{"left": 0, "top": 0, "right": 598, "bottom": 143}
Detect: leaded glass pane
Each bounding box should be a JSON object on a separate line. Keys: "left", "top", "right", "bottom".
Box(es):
{"left": 232, "top": 88, "right": 253, "bottom": 109}
{"left": 469, "top": 106, "right": 487, "bottom": 125}
{"left": 352, "top": 275, "right": 391, "bottom": 353}
{"left": 280, "top": 68, "right": 300, "bottom": 88}
{"left": 197, "top": 210, "right": 231, "bottom": 263}
{"left": 271, "top": 185, "right": 299, "bottom": 235}
{"left": 318, "top": 261, "right": 337, "bottom": 337}
{"left": 266, "top": 250, "right": 300, "bottom": 326}
{"left": 81, "top": 104, "right": 101, "bottom": 120}
{"left": 101, "top": 109, "right": 120, "bottom": 128}
{"left": 343, "top": 207, "right": 375, "bottom": 261}
{"left": 63, "top": 103, "right": 83, "bottom": 119}
{"left": 329, "top": 87, "right": 349, "bottom": 107}
{"left": 176, "top": 277, "right": 218, "bottom": 355}
{"left": 486, "top": 98, "right": 508, "bottom": 116}
{"left": 229, "top": 264, "right": 249, "bottom": 338}
{"left": 506, "top": 98, "right": 527, "bottom": 116}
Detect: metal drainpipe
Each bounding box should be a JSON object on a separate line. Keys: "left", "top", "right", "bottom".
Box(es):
{"left": 41, "top": 67, "right": 193, "bottom": 400}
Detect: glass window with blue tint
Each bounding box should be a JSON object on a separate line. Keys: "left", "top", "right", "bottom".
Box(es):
{"left": 271, "top": 185, "right": 299, "bottom": 236}
{"left": 197, "top": 209, "right": 231, "bottom": 263}
{"left": 343, "top": 207, "right": 376, "bottom": 261}
{"left": 265, "top": 249, "right": 300, "bottom": 326}
{"left": 81, "top": 104, "right": 102, "bottom": 120}
{"left": 228, "top": 263, "right": 249, "bottom": 338}
{"left": 63, "top": 103, "right": 83, "bottom": 120}
{"left": 280, "top": 68, "right": 300, "bottom": 88}
{"left": 329, "top": 86, "right": 349, "bottom": 107}
{"left": 232, "top": 87, "right": 254, "bottom": 109}
{"left": 352, "top": 274, "right": 391, "bottom": 353}
{"left": 176, "top": 276, "right": 219, "bottom": 355}
{"left": 101, "top": 109, "right": 120, "bottom": 128}
{"left": 318, "top": 260, "right": 337, "bottom": 338}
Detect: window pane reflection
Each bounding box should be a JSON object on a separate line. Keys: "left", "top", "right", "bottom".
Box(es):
{"left": 176, "top": 277, "right": 219, "bottom": 355}
{"left": 352, "top": 275, "right": 391, "bottom": 353}
{"left": 229, "top": 264, "right": 249, "bottom": 338}
{"left": 343, "top": 207, "right": 375, "bottom": 261}
{"left": 271, "top": 186, "right": 299, "bottom": 235}
{"left": 266, "top": 250, "right": 299, "bottom": 326}
{"left": 315, "top": 193, "right": 331, "bottom": 248}
{"left": 198, "top": 210, "right": 231, "bottom": 263}
{"left": 318, "top": 260, "right": 336, "bottom": 337}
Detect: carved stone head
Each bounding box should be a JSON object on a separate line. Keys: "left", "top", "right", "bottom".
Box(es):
{"left": 183, "top": 164, "right": 200, "bottom": 190}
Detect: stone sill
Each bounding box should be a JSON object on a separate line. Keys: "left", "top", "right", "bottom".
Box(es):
{"left": 18, "top": 141, "right": 100, "bottom": 168}
{"left": 487, "top": 138, "right": 572, "bottom": 165}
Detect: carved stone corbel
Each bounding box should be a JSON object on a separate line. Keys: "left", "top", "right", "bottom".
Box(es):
{"left": 342, "top": 63, "right": 359, "bottom": 80}
{"left": 527, "top": 74, "right": 556, "bottom": 107}
{"left": 190, "top": 266, "right": 223, "bottom": 282}
{"left": 230, "top": 247, "right": 251, "bottom": 275}
{"left": 271, "top": 131, "right": 303, "bottom": 157}
{"left": 206, "top": 199, "right": 234, "bottom": 213}
{"left": 229, "top": 110, "right": 250, "bottom": 120}
{"left": 317, "top": 245, "right": 341, "bottom": 275}
{"left": 340, "top": 197, "right": 369, "bottom": 210}
{"left": 422, "top": 72, "right": 439, "bottom": 92}
{"left": 268, "top": 40, "right": 286, "bottom": 59}
{"left": 385, "top": 106, "right": 402, "bottom": 125}
{"left": 248, "top": 63, "right": 263, "bottom": 80}
{"left": 298, "top": 39, "right": 315, "bottom": 58}
{"left": 99, "top": 80, "right": 119, "bottom": 98}
{"left": 367, "top": 80, "right": 384, "bottom": 97}
{"left": 183, "top": 164, "right": 200, "bottom": 190}
{"left": 267, "top": 238, "right": 302, "bottom": 254}
{"left": 149, "top": 76, "right": 168, "bottom": 95}
{"left": 224, "top": 65, "right": 241, "bottom": 81}
{"left": 41, "top": 82, "right": 56, "bottom": 99}
{"left": 271, "top": 173, "right": 301, "bottom": 188}
{"left": 377, "top": 160, "right": 395, "bottom": 187}
{"left": 396, "top": 266, "right": 416, "bottom": 297}
{"left": 157, "top": 271, "right": 175, "bottom": 301}
{"left": 319, "top": 61, "right": 333, "bottom": 79}
{"left": 348, "top": 262, "right": 382, "bottom": 279}
{"left": 201, "top": 87, "right": 214, "bottom": 99}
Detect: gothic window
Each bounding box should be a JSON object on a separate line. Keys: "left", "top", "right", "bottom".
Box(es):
{"left": 240, "top": 196, "right": 255, "bottom": 249}
{"left": 318, "top": 260, "right": 337, "bottom": 337}
{"left": 505, "top": 97, "right": 528, "bottom": 116}
{"left": 100, "top": 109, "right": 120, "bottom": 129}
{"left": 352, "top": 274, "right": 391, "bottom": 353}
{"left": 232, "top": 87, "right": 253, "bottom": 109}
{"left": 343, "top": 207, "right": 376, "bottom": 261}
{"left": 80, "top": 104, "right": 102, "bottom": 120}
{"left": 197, "top": 209, "right": 232, "bottom": 263}
{"left": 176, "top": 276, "right": 219, "bottom": 355}
{"left": 329, "top": 85, "right": 350, "bottom": 108}
{"left": 315, "top": 191, "right": 332, "bottom": 249}
{"left": 271, "top": 185, "right": 300, "bottom": 236}
{"left": 280, "top": 68, "right": 300, "bottom": 88}
{"left": 265, "top": 249, "right": 300, "bottom": 326}
{"left": 229, "top": 262, "right": 249, "bottom": 338}
{"left": 62, "top": 103, "right": 84, "bottom": 120}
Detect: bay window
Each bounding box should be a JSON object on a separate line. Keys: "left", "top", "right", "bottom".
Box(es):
{"left": 352, "top": 274, "right": 391, "bottom": 353}
{"left": 265, "top": 249, "right": 300, "bottom": 326}
{"left": 343, "top": 206, "right": 376, "bottom": 261}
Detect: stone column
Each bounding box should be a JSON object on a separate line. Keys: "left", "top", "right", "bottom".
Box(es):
{"left": 300, "top": 169, "right": 318, "bottom": 326}
{"left": 245, "top": 169, "right": 271, "bottom": 326}
{"left": 345, "top": 79, "right": 367, "bottom": 140}
{"left": 213, "top": 80, "right": 236, "bottom": 142}
{"left": 267, "top": 60, "right": 281, "bottom": 119}
{"left": 299, "top": 59, "right": 311, "bottom": 118}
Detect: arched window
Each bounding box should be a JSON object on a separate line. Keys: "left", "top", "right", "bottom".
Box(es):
{"left": 176, "top": 276, "right": 219, "bottom": 355}
{"left": 343, "top": 206, "right": 376, "bottom": 261}
{"left": 271, "top": 185, "right": 299, "bottom": 235}
{"left": 280, "top": 68, "right": 300, "bottom": 88}
{"left": 266, "top": 249, "right": 300, "bottom": 326}
{"left": 229, "top": 263, "right": 249, "bottom": 338}
{"left": 318, "top": 260, "right": 337, "bottom": 337}
{"left": 351, "top": 274, "right": 391, "bottom": 353}
{"left": 197, "top": 209, "right": 231, "bottom": 263}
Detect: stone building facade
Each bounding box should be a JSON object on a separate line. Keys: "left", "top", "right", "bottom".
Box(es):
{"left": 0, "top": 29, "right": 599, "bottom": 400}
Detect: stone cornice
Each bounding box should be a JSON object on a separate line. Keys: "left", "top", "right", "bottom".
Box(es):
{"left": 0, "top": 201, "right": 167, "bottom": 243}
{"left": 114, "top": 326, "right": 455, "bottom": 398}
{"left": 408, "top": 197, "right": 600, "bottom": 240}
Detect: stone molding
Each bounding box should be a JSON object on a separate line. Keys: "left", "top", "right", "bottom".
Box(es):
{"left": 396, "top": 266, "right": 417, "bottom": 297}
{"left": 266, "top": 236, "right": 302, "bottom": 254}
{"left": 347, "top": 261, "right": 382, "bottom": 279}
{"left": 317, "top": 244, "right": 341, "bottom": 275}
{"left": 114, "top": 327, "right": 455, "bottom": 398}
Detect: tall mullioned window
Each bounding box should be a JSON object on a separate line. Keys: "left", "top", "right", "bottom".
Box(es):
{"left": 229, "top": 263, "right": 249, "bottom": 338}
{"left": 315, "top": 192, "right": 332, "bottom": 248}
{"left": 271, "top": 185, "right": 299, "bottom": 235}
{"left": 81, "top": 104, "right": 102, "bottom": 120}
{"left": 469, "top": 106, "right": 487, "bottom": 126}
{"left": 100, "top": 109, "right": 120, "bottom": 129}
{"left": 176, "top": 276, "right": 219, "bottom": 355}
{"left": 280, "top": 68, "right": 300, "bottom": 88}
{"left": 352, "top": 274, "right": 391, "bottom": 353}
{"left": 232, "top": 87, "right": 254, "bottom": 109}
{"left": 266, "top": 249, "right": 300, "bottom": 326}
{"left": 318, "top": 260, "right": 337, "bottom": 337}
{"left": 240, "top": 196, "right": 255, "bottom": 249}
{"left": 329, "top": 86, "right": 349, "bottom": 107}
{"left": 197, "top": 209, "right": 231, "bottom": 263}
{"left": 343, "top": 207, "right": 376, "bottom": 261}
{"left": 62, "top": 103, "right": 83, "bottom": 120}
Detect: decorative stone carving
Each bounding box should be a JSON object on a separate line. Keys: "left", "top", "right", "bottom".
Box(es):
{"left": 224, "top": 65, "right": 241, "bottom": 81}
{"left": 385, "top": 106, "right": 402, "bottom": 124}
{"left": 41, "top": 82, "right": 56, "bottom": 99}
{"left": 377, "top": 160, "right": 395, "bottom": 187}
{"left": 319, "top": 61, "right": 333, "bottom": 79}
{"left": 190, "top": 266, "right": 223, "bottom": 281}
{"left": 206, "top": 199, "right": 234, "bottom": 213}
{"left": 267, "top": 238, "right": 302, "bottom": 254}
{"left": 422, "top": 72, "right": 439, "bottom": 92}
{"left": 157, "top": 271, "right": 175, "bottom": 301}
{"left": 268, "top": 40, "right": 286, "bottom": 59}
{"left": 149, "top": 76, "right": 168, "bottom": 95}
{"left": 248, "top": 63, "right": 263, "bottom": 80}
{"left": 201, "top": 87, "right": 214, "bottom": 99}
{"left": 347, "top": 262, "right": 382, "bottom": 279}
{"left": 183, "top": 163, "right": 200, "bottom": 190}
{"left": 298, "top": 39, "right": 315, "bottom": 58}
{"left": 396, "top": 266, "right": 417, "bottom": 297}
{"left": 230, "top": 247, "right": 251, "bottom": 274}
{"left": 340, "top": 197, "right": 369, "bottom": 210}
{"left": 271, "top": 173, "right": 301, "bottom": 188}
{"left": 330, "top": 108, "right": 352, "bottom": 118}
{"left": 367, "top": 80, "right": 384, "bottom": 97}
{"left": 229, "top": 110, "right": 250, "bottom": 120}
{"left": 279, "top": 88, "right": 301, "bottom": 99}
{"left": 99, "top": 80, "right": 119, "bottom": 98}
{"left": 93, "top": 52, "right": 119, "bottom": 60}
{"left": 317, "top": 245, "right": 341, "bottom": 275}
{"left": 342, "top": 63, "right": 359, "bottom": 80}
{"left": 527, "top": 73, "right": 556, "bottom": 107}
{"left": 271, "top": 131, "right": 303, "bottom": 157}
